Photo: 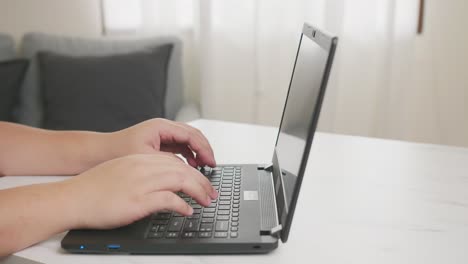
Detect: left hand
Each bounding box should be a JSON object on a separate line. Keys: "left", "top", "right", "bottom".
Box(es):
{"left": 110, "top": 118, "right": 216, "bottom": 168}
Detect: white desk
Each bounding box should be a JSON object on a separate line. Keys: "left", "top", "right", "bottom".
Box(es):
{"left": 2, "top": 119, "right": 468, "bottom": 264}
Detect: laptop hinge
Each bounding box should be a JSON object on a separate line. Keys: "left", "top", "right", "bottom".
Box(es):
{"left": 260, "top": 224, "right": 282, "bottom": 238}
{"left": 257, "top": 164, "right": 273, "bottom": 171}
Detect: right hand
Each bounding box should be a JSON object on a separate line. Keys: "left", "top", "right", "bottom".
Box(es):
{"left": 63, "top": 153, "right": 218, "bottom": 229}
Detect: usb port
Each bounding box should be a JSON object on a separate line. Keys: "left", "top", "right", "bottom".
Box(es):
{"left": 107, "top": 244, "right": 121, "bottom": 250}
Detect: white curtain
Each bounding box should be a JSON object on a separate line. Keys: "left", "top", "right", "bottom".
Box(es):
{"left": 104, "top": 0, "right": 468, "bottom": 146}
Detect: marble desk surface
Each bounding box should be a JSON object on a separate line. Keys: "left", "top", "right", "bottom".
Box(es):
{"left": 1, "top": 119, "right": 468, "bottom": 264}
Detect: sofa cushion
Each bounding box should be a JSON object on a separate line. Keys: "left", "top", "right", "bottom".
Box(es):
{"left": 0, "top": 59, "right": 29, "bottom": 121}
{"left": 38, "top": 45, "right": 172, "bottom": 132}
{"left": 0, "top": 34, "right": 15, "bottom": 61}
{"left": 18, "top": 33, "right": 185, "bottom": 127}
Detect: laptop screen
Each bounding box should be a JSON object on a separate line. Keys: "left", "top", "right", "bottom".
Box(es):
{"left": 274, "top": 24, "right": 337, "bottom": 241}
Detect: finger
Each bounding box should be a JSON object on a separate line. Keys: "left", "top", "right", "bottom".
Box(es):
{"left": 153, "top": 161, "right": 217, "bottom": 200}
{"left": 144, "top": 152, "right": 185, "bottom": 164}
{"left": 159, "top": 122, "right": 216, "bottom": 168}
{"left": 144, "top": 191, "right": 193, "bottom": 216}
{"left": 148, "top": 166, "right": 215, "bottom": 206}
{"left": 184, "top": 165, "right": 218, "bottom": 199}
{"left": 176, "top": 123, "right": 216, "bottom": 163}
{"left": 161, "top": 144, "right": 197, "bottom": 167}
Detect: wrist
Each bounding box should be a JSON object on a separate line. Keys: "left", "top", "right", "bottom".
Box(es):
{"left": 80, "top": 131, "right": 124, "bottom": 171}
{"left": 103, "top": 130, "right": 130, "bottom": 159}
{"left": 53, "top": 178, "right": 86, "bottom": 230}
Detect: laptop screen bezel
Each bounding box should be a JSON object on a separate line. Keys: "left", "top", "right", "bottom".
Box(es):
{"left": 272, "top": 23, "right": 338, "bottom": 242}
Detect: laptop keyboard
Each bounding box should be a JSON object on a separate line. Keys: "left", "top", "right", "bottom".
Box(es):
{"left": 146, "top": 166, "right": 242, "bottom": 239}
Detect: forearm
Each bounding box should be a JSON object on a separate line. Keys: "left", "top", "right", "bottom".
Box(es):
{"left": 0, "top": 122, "right": 120, "bottom": 176}
{"left": 0, "top": 180, "right": 79, "bottom": 256}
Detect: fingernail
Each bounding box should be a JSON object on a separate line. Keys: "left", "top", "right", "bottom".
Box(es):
{"left": 211, "top": 189, "right": 218, "bottom": 199}
{"left": 206, "top": 195, "right": 212, "bottom": 205}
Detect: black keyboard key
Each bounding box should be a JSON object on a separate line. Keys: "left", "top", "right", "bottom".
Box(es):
{"left": 200, "top": 223, "right": 213, "bottom": 232}
{"left": 215, "top": 221, "right": 229, "bottom": 231}
{"left": 219, "top": 196, "right": 231, "bottom": 201}
{"left": 232, "top": 208, "right": 239, "bottom": 212}
{"left": 158, "top": 225, "right": 167, "bottom": 232}
{"left": 199, "top": 232, "right": 212, "bottom": 238}
{"left": 232, "top": 212, "right": 239, "bottom": 217}
{"left": 217, "top": 215, "right": 229, "bottom": 220}
{"left": 204, "top": 208, "right": 216, "bottom": 213}
{"left": 215, "top": 232, "right": 228, "bottom": 238}
{"left": 232, "top": 217, "right": 239, "bottom": 222}
{"left": 183, "top": 219, "right": 199, "bottom": 231}
{"left": 192, "top": 204, "right": 202, "bottom": 209}
{"left": 212, "top": 181, "right": 220, "bottom": 186}
{"left": 201, "top": 218, "right": 214, "bottom": 223}
{"left": 193, "top": 208, "right": 202, "bottom": 214}
{"left": 233, "top": 200, "right": 240, "bottom": 204}
{"left": 203, "top": 213, "right": 215, "bottom": 218}
{"left": 231, "top": 222, "right": 239, "bottom": 227}
{"left": 230, "top": 232, "right": 238, "bottom": 238}
{"left": 222, "top": 184, "right": 232, "bottom": 188}
{"left": 150, "top": 225, "right": 159, "bottom": 232}
{"left": 154, "top": 213, "right": 172, "bottom": 220}
{"left": 231, "top": 227, "right": 238, "bottom": 231}
{"left": 182, "top": 232, "right": 196, "bottom": 238}
{"left": 168, "top": 217, "right": 185, "bottom": 232}
{"left": 217, "top": 210, "right": 230, "bottom": 215}
{"left": 187, "top": 214, "right": 200, "bottom": 219}
{"left": 220, "top": 201, "right": 230, "bottom": 205}
{"left": 148, "top": 232, "right": 164, "bottom": 239}
{"left": 233, "top": 204, "right": 240, "bottom": 208}
{"left": 166, "top": 232, "right": 179, "bottom": 238}
{"left": 153, "top": 219, "right": 168, "bottom": 225}
{"left": 220, "top": 192, "right": 231, "bottom": 196}
{"left": 218, "top": 205, "right": 230, "bottom": 210}
{"left": 221, "top": 188, "right": 232, "bottom": 192}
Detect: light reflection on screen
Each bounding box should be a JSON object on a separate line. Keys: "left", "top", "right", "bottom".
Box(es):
{"left": 276, "top": 33, "right": 329, "bottom": 206}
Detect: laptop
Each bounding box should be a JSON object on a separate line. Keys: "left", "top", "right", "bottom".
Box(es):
{"left": 61, "top": 23, "right": 338, "bottom": 254}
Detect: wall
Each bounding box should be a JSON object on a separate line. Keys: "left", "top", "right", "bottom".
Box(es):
{"left": 0, "top": 0, "right": 102, "bottom": 45}
{"left": 1, "top": 0, "right": 467, "bottom": 148}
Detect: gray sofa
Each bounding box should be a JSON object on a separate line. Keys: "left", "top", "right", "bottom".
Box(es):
{"left": 0, "top": 32, "right": 200, "bottom": 127}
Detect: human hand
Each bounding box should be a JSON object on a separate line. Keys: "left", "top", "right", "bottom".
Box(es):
{"left": 110, "top": 118, "right": 216, "bottom": 168}
{"left": 63, "top": 153, "right": 218, "bottom": 229}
